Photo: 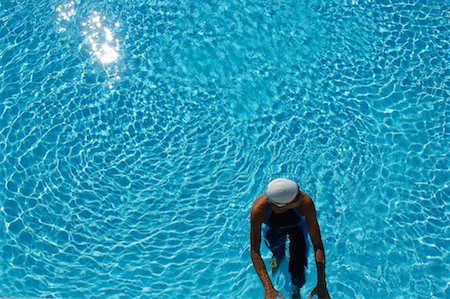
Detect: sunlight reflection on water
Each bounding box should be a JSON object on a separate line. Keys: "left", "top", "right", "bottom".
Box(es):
{"left": 56, "top": 1, "right": 76, "bottom": 32}
{"left": 82, "top": 11, "right": 120, "bottom": 64}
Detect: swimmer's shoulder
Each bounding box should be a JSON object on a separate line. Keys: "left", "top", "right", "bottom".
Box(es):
{"left": 297, "top": 192, "right": 314, "bottom": 215}
{"left": 251, "top": 194, "right": 267, "bottom": 224}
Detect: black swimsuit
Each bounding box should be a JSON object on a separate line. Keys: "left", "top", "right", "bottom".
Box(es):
{"left": 264, "top": 197, "right": 304, "bottom": 229}
{"left": 262, "top": 197, "right": 309, "bottom": 288}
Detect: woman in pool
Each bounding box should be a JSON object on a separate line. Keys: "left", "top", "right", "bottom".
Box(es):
{"left": 250, "top": 178, "right": 330, "bottom": 299}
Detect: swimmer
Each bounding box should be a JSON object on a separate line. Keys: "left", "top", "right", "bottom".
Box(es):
{"left": 250, "top": 178, "right": 330, "bottom": 299}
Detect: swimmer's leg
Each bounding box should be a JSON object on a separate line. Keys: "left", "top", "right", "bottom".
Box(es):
{"left": 288, "top": 226, "right": 307, "bottom": 294}
{"left": 264, "top": 228, "right": 287, "bottom": 274}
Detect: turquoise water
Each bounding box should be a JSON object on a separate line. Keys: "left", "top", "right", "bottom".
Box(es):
{"left": 0, "top": 0, "right": 448, "bottom": 298}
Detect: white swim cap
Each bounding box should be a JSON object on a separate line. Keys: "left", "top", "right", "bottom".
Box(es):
{"left": 266, "top": 178, "right": 299, "bottom": 206}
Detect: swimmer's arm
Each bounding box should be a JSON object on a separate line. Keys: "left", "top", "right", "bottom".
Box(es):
{"left": 250, "top": 212, "right": 273, "bottom": 291}
{"left": 304, "top": 195, "right": 330, "bottom": 297}
{"left": 250, "top": 197, "right": 284, "bottom": 298}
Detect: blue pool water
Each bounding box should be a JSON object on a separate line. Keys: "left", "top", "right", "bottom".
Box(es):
{"left": 1, "top": 0, "right": 448, "bottom": 298}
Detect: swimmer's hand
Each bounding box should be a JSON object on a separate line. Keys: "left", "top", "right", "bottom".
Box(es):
{"left": 309, "top": 284, "right": 330, "bottom": 299}
{"left": 265, "top": 287, "right": 285, "bottom": 299}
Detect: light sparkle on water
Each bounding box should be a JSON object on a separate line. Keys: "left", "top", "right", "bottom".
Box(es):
{"left": 83, "top": 11, "right": 120, "bottom": 64}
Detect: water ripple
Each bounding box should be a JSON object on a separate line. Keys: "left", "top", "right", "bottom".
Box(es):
{"left": 1, "top": 0, "right": 448, "bottom": 298}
